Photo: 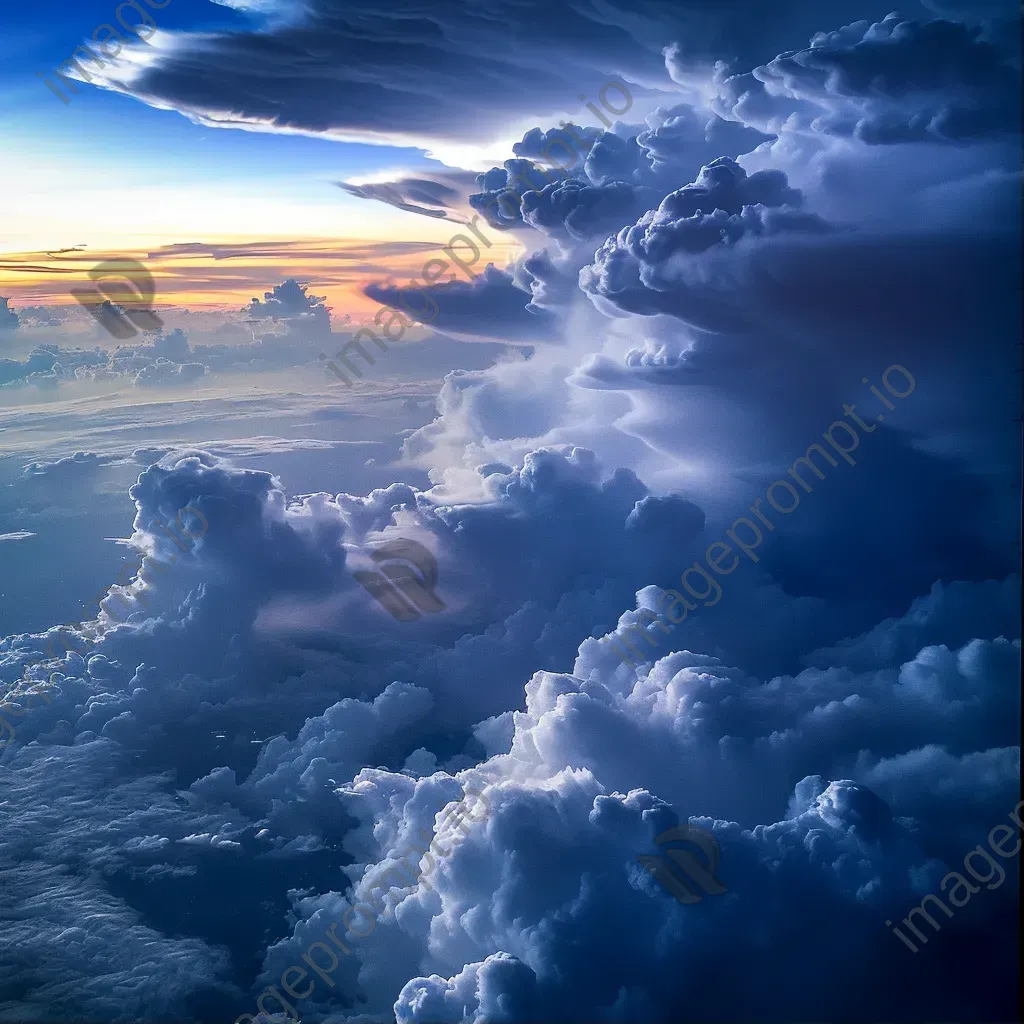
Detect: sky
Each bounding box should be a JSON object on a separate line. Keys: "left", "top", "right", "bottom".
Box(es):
{"left": 0, "top": 1, "right": 1021, "bottom": 1023}
{"left": 1, "top": 0, "right": 521, "bottom": 312}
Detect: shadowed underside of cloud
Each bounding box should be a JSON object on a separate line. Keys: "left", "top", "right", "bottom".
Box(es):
{"left": 708, "top": 13, "right": 1022, "bottom": 142}
{"left": 0, "top": 297, "right": 19, "bottom": 331}
{"left": 337, "top": 171, "right": 481, "bottom": 221}
{"left": 364, "top": 265, "right": 557, "bottom": 340}
{"left": 71, "top": 0, "right": 906, "bottom": 146}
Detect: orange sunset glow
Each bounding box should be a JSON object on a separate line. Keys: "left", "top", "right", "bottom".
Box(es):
{"left": 0, "top": 235, "right": 522, "bottom": 320}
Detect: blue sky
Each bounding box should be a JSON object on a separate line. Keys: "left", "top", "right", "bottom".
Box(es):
{"left": 1, "top": 0, "right": 454, "bottom": 253}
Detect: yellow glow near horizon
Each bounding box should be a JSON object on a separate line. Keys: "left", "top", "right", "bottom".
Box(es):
{"left": 0, "top": 234, "right": 523, "bottom": 317}
{"left": 0, "top": 119, "right": 527, "bottom": 318}
{"left": 0, "top": 134, "right": 456, "bottom": 251}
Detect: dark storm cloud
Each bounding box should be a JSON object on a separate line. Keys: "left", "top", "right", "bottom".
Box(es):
{"left": 3, "top": 436, "right": 1020, "bottom": 1021}
{"left": 580, "top": 157, "right": 828, "bottom": 322}
{"left": 521, "top": 179, "right": 665, "bottom": 241}
{"left": 82, "top": 0, "right": 908, "bottom": 144}
{"left": 280, "top": 576, "right": 1019, "bottom": 1020}
{"left": 457, "top": 112, "right": 776, "bottom": 319}
{"left": 469, "top": 158, "right": 558, "bottom": 231}
{"left": 364, "top": 265, "right": 556, "bottom": 340}
{"left": 513, "top": 124, "right": 601, "bottom": 173}
{"left": 708, "top": 13, "right": 1021, "bottom": 143}
{"left": 466, "top": 109, "right": 770, "bottom": 239}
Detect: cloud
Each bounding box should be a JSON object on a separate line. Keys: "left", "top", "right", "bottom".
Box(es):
{"left": 147, "top": 239, "right": 445, "bottom": 262}
{"left": 579, "top": 156, "right": 828, "bottom": 323}
{"left": 708, "top": 14, "right": 1021, "bottom": 143}
{"left": 265, "top": 587, "right": 1020, "bottom": 1019}
{"left": 512, "top": 124, "right": 601, "bottom": 174}
{"left": 3, "top": 448, "right": 1019, "bottom": 1023}
{"left": 244, "top": 278, "right": 332, "bottom": 335}
{"left": 461, "top": 111, "right": 775, "bottom": 323}
{"left": 364, "top": 265, "right": 556, "bottom": 340}
{"left": 337, "top": 170, "right": 481, "bottom": 221}
{"left": 0, "top": 297, "right": 20, "bottom": 331}
{"left": 1, "top": 345, "right": 105, "bottom": 389}
{"left": 0, "top": 283, "right": 374, "bottom": 392}
{"left": 521, "top": 178, "right": 665, "bottom": 242}
{"left": 0, "top": 736, "right": 243, "bottom": 1021}
{"left": 21, "top": 451, "right": 119, "bottom": 479}
{"left": 63, "top": 0, "right": 904, "bottom": 150}
{"left": 132, "top": 358, "right": 208, "bottom": 388}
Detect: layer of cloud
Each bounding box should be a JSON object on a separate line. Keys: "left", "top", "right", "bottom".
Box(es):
{"left": 62, "top": 0, "right": 907, "bottom": 150}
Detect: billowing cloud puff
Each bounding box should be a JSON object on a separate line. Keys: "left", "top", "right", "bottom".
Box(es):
{"left": 458, "top": 111, "right": 774, "bottom": 321}
{"left": 576, "top": 107, "right": 771, "bottom": 189}
{"left": 114, "top": 450, "right": 347, "bottom": 618}
{"left": 469, "top": 108, "right": 771, "bottom": 244}
{"left": 260, "top": 574, "right": 1019, "bottom": 1022}
{"left": 245, "top": 278, "right": 331, "bottom": 334}
{"left": 515, "top": 248, "right": 580, "bottom": 313}
{"left": 469, "top": 158, "right": 563, "bottom": 231}
{"left": 521, "top": 179, "right": 665, "bottom": 241}
{"left": 580, "top": 157, "right": 827, "bottom": 321}
{"left": 709, "top": 14, "right": 1021, "bottom": 143}
{"left": 513, "top": 124, "right": 601, "bottom": 174}
{"left": 376, "top": 777, "right": 943, "bottom": 1023}
{"left": 635, "top": 103, "right": 770, "bottom": 178}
